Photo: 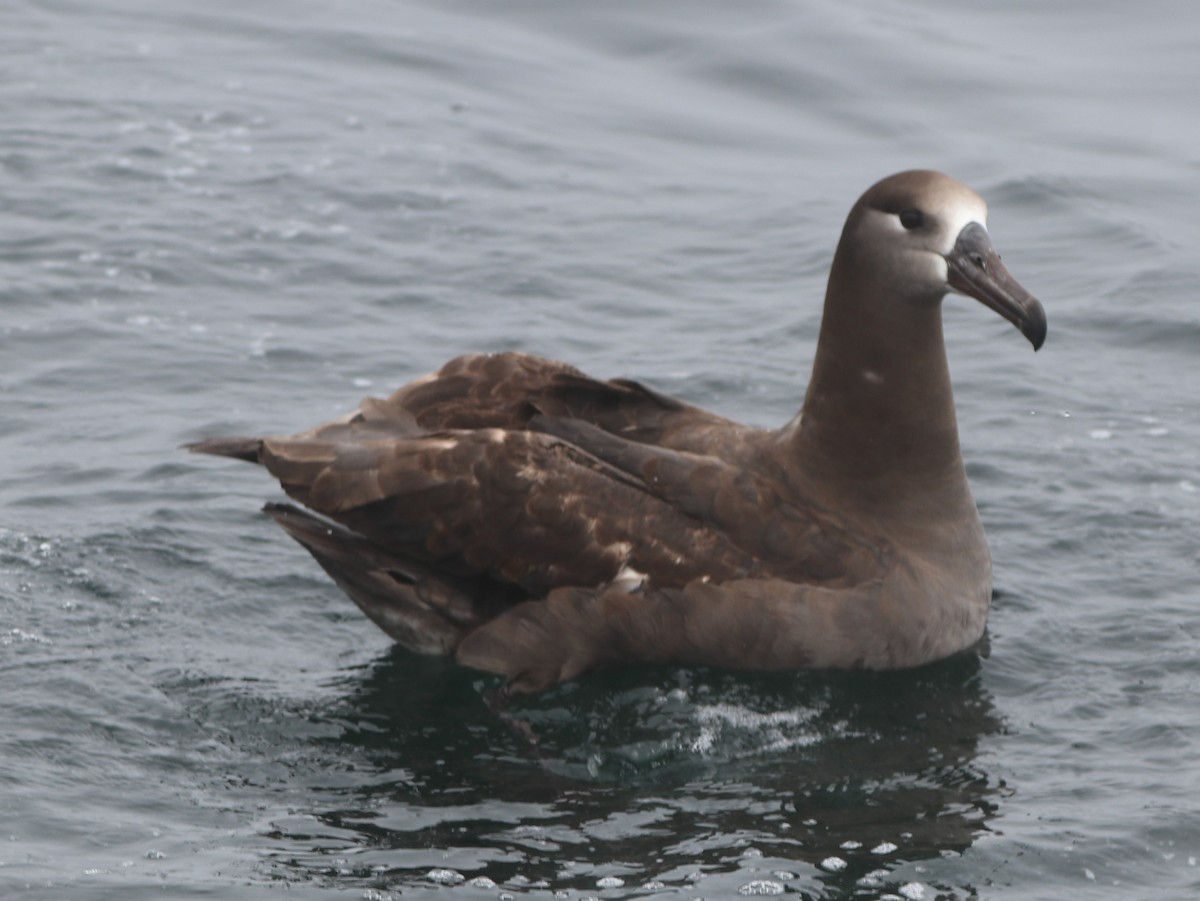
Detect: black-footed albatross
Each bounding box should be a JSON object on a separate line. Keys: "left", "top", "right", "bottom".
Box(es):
{"left": 188, "top": 170, "right": 1046, "bottom": 695}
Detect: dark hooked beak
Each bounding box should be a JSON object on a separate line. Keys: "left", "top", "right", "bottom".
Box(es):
{"left": 945, "top": 222, "right": 1047, "bottom": 350}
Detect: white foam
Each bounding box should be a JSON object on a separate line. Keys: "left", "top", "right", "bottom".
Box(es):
{"left": 688, "top": 703, "right": 823, "bottom": 755}
{"left": 3, "top": 629, "right": 50, "bottom": 646}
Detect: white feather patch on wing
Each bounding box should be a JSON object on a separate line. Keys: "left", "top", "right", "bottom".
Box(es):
{"left": 611, "top": 564, "right": 648, "bottom": 592}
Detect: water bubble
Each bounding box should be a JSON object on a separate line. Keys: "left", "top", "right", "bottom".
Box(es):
{"left": 469, "top": 876, "right": 496, "bottom": 888}
{"left": 872, "top": 842, "right": 898, "bottom": 854}
{"left": 858, "top": 869, "right": 889, "bottom": 886}
{"left": 820, "top": 857, "right": 847, "bottom": 872}
{"left": 596, "top": 876, "right": 625, "bottom": 888}
{"left": 425, "top": 868, "right": 464, "bottom": 885}
{"left": 738, "top": 879, "right": 785, "bottom": 896}
{"left": 840, "top": 840, "right": 862, "bottom": 850}
{"left": 898, "top": 883, "right": 925, "bottom": 900}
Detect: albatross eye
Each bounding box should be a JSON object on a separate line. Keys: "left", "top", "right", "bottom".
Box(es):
{"left": 899, "top": 209, "right": 925, "bottom": 230}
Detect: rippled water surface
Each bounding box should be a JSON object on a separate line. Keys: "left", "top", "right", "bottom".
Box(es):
{"left": 3, "top": 0, "right": 1199, "bottom": 898}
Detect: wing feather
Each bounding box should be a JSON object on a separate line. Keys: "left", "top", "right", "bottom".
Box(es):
{"left": 253, "top": 428, "right": 763, "bottom": 595}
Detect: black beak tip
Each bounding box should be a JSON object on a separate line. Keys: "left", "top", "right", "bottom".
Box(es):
{"left": 1026, "top": 324, "right": 1046, "bottom": 352}
{"left": 1023, "top": 302, "right": 1048, "bottom": 352}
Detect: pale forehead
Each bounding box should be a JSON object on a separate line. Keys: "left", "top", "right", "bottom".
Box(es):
{"left": 936, "top": 183, "right": 989, "bottom": 250}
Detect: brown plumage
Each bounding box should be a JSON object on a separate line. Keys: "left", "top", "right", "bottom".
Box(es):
{"left": 187, "top": 171, "right": 1046, "bottom": 694}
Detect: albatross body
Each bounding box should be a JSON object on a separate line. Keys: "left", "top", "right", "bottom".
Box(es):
{"left": 189, "top": 170, "right": 1046, "bottom": 694}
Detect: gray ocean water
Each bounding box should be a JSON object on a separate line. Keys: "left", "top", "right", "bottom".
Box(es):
{"left": 3, "top": 0, "right": 1199, "bottom": 898}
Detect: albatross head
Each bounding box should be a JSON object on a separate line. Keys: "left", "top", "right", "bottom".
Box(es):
{"left": 844, "top": 170, "right": 1047, "bottom": 350}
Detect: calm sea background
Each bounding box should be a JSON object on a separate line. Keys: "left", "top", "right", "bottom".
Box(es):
{"left": 3, "top": 0, "right": 1198, "bottom": 898}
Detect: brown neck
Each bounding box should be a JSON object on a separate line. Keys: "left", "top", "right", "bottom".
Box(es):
{"left": 784, "top": 246, "right": 972, "bottom": 522}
